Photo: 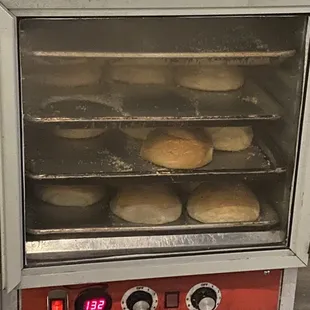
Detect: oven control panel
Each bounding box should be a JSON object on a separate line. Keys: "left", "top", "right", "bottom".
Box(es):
{"left": 121, "top": 286, "right": 158, "bottom": 310}
{"left": 22, "top": 270, "right": 281, "bottom": 310}
{"left": 186, "top": 283, "right": 221, "bottom": 310}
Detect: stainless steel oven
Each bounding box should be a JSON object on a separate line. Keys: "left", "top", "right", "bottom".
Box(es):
{"left": 1, "top": 2, "right": 310, "bottom": 310}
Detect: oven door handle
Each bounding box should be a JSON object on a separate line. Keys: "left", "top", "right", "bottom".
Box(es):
{"left": 0, "top": 4, "right": 22, "bottom": 292}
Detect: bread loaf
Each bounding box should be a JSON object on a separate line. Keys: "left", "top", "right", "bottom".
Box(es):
{"left": 110, "top": 65, "right": 171, "bottom": 85}
{"left": 120, "top": 127, "right": 154, "bottom": 140}
{"left": 110, "top": 184, "right": 182, "bottom": 224}
{"left": 39, "top": 63, "right": 102, "bottom": 87}
{"left": 175, "top": 66, "right": 244, "bottom": 91}
{"left": 205, "top": 126, "right": 253, "bottom": 151}
{"left": 140, "top": 128, "right": 213, "bottom": 169}
{"left": 187, "top": 182, "right": 260, "bottom": 223}
{"left": 54, "top": 128, "right": 106, "bottom": 139}
{"left": 35, "top": 184, "right": 106, "bottom": 207}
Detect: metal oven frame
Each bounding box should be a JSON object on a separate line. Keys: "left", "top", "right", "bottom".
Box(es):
{"left": 1, "top": 0, "right": 310, "bottom": 305}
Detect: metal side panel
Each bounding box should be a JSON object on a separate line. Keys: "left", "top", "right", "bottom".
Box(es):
{"left": 279, "top": 268, "right": 298, "bottom": 310}
{"left": 0, "top": 4, "right": 23, "bottom": 292}
{"left": 289, "top": 18, "right": 310, "bottom": 265}
{"left": 1, "top": 289, "right": 19, "bottom": 310}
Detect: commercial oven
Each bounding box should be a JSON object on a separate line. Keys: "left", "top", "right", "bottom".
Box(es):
{"left": 1, "top": 1, "right": 310, "bottom": 310}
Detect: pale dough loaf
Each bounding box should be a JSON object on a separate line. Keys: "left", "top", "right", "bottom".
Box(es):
{"left": 110, "top": 65, "right": 171, "bottom": 85}
{"left": 187, "top": 182, "right": 260, "bottom": 223}
{"left": 39, "top": 64, "right": 102, "bottom": 87}
{"left": 140, "top": 128, "right": 213, "bottom": 169}
{"left": 175, "top": 66, "right": 244, "bottom": 91}
{"left": 54, "top": 128, "right": 106, "bottom": 139}
{"left": 120, "top": 127, "right": 154, "bottom": 140}
{"left": 110, "top": 184, "right": 182, "bottom": 225}
{"left": 35, "top": 185, "right": 106, "bottom": 207}
{"left": 205, "top": 127, "right": 253, "bottom": 151}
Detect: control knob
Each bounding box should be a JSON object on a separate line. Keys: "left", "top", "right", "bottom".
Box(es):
{"left": 122, "top": 287, "right": 158, "bottom": 310}
{"left": 186, "top": 283, "right": 221, "bottom": 310}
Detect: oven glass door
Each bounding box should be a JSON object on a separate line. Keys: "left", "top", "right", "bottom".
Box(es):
{"left": 19, "top": 16, "right": 308, "bottom": 266}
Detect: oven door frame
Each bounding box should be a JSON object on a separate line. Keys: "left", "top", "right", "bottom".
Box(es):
{"left": 1, "top": 1, "right": 310, "bottom": 292}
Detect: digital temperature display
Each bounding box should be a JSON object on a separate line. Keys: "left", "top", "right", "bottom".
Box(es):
{"left": 84, "top": 299, "right": 106, "bottom": 310}
{"left": 75, "top": 288, "right": 112, "bottom": 310}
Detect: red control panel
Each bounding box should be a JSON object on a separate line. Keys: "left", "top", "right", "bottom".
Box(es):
{"left": 22, "top": 270, "right": 282, "bottom": 310}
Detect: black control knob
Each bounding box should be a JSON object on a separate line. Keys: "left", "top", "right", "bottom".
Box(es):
{"left": 190, "top": 287, "right": 217, "bottom": 310}
{"left": 126, "top": 291, "right": 153, "bottom": 310}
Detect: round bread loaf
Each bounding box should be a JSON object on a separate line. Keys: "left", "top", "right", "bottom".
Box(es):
{"left": 140, "top": 128, "right": 213, "bottom": 169}
{"left": 187, "top": 182, "right": 260, "bottom": 223}
{"left": 35, "top": 184, "right": 106, "bottom": 207}
{"left": 120, "top": 127, "right": 154, "bottom": 140}
{"left": 175, "top": 66, "right": 244, "bottom": 91}
{"left": 205, "top": 126, "right": 253, "bottom": 151}
{"left": 110, "top": 184, "right": 182, "bottom": 224}
{"left": 110, "top": 65, "right": 171, "bottom": 85}
{"left": 39, "top": 64, "right": 102, "bottom": 87}
{"left": 54, "top": 128, "right": 106, "bottom": 139}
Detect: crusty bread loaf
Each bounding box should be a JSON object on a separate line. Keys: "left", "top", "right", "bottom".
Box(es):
{"left": 120, "top": 127, "right": 154, "bottom": 140}
{"left": 110, "top": 65, "right": 171, "bottom": 85}
{"left": 175, "top": 66, "right": 244, "bottom": 91}
{"left": 110, "top": 184, "right": 182, "bottom": 224}
{"left": 38, "top": 63, "right": 102, "bottom": 87}
{"left": 140, "top": 128, "right": 213, "bottom": 169}
{"left": 205, "top": 126, "right": 253, "bottom": 151}
{"left": 35, "top": 184, "right": 106, "bottom": 207}
{"left": 187, "top": 182, "right": 260, "bottom": 223}
{"left": 54, "top": 128, "right": 106, "bottom": 139}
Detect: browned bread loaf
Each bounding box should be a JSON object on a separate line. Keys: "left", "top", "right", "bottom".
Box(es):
{"left": 140, "top": 128, "right": 213, "bottom": 169}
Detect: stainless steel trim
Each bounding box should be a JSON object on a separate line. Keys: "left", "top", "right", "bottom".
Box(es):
{"left": 20, "top": 249, "right": 303, "bottom": 289}
{"left": 1, "top": 0, "right": 310, "bottom": 12}
{"left": 279, "top": 268, "right": 298, "bottom": 310}
{"left": 26, "top": 230, "right": 285, "bottom": 262}
{"left": 1, "top": 289, "right": 19, "bottom": 310}
{"left": 30, "top": 51, "right": 295, "bottom": 59}
{"left": 0, "top": 3, "right": 22, "bottom": 292}
{"left": 289, "top": 17, "right": 310, "bottom": 264}
{"left": 7, "top": 8, "right": 310, "bottom": 17}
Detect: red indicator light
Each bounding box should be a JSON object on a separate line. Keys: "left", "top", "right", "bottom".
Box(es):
{"left": 51, "top": 300, "right": 64, "bottom": 310}
{"left": 84, "top": 298, "right": 106, "bottom": 310}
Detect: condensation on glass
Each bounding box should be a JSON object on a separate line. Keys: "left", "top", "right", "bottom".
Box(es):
{"left": 18, "top": 16, "right": 308, "bottom": 266}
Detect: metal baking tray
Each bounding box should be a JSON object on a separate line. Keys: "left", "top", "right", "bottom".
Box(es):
{"left": 20, "top": 17, "right": 296, "bottom": 65}
{"left": 25, "top": 129, "right": 286, "bottom": 180}
{"left": 23, "top": 80, "right": 282, "bottom": 126}
{"left": 26, "top": 195, "right": 279, "bottom": 236}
